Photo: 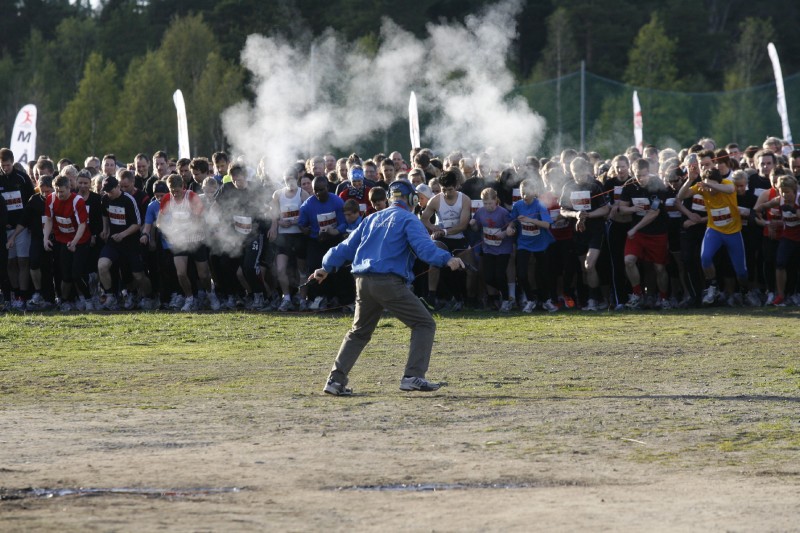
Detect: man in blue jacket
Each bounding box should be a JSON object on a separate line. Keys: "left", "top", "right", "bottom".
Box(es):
{"left": 310, "top": 180, "right": 465, "bottom": 396}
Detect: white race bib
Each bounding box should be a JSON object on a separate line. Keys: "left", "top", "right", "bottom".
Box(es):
{"left": 482, "top": 227, "right": 504, "bottom": 246}
{"left": 570, "top": 190, "right": 591, "bottom": 211}
{"left": 108, "top": 205, "right": 126, "bottom": 226}
{"left": 710, "top": 207, "right": 732, "bottom": 227}
{"left": 55, "top": 216, "right": 75, "bottom": 233}
{"left": 316, "top": 211, "right": 336, "bottom": 230}
{"left": 471, "top": 200, "right": 482, "bottom": 215}
{"left": 234, "top": 215, "right": 253, "bottom": 235}
{"left": 632, "top": 197, "right": 650, "bottom": 216}
{"left": 2, "top": 190, "right": 23, "bottom": 211}
{"left": 521, "top": 221, "right": 540, "bottom": 237}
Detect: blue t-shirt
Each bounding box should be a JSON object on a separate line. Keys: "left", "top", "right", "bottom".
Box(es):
{"left": 144, "top": 198, "right": 169, "bottom": 250}
{"left": 472, "top": 206, "right": 513, "bottom": 255}
{"left": 510, "top": 198, "right": 554, "bottom": 252}
{"left": 299, "top": 194, "right": 347, "bottom": 238}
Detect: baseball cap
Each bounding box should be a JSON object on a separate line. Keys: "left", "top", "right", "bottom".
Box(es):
{"left": 102, "top": 176, "right": 119, "bottom": 192}
{"left": 415, "top": 183, "right": 433, "bottom": 199}
{"left": 349, "top": 167, "right": 365, "bottom": 182}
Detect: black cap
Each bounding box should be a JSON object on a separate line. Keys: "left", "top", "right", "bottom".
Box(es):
{"left": 102, "top": 176, "right": 119, "bottom": 192}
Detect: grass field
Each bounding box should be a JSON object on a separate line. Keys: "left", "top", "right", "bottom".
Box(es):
{"left": 1, "top": 307, "right": 799, "bottom": 531}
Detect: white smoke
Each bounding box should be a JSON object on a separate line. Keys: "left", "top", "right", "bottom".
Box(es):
{"left": 222, "top": 0, "right": 546, "bottom": 181}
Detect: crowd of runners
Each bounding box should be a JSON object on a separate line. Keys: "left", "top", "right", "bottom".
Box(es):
{"left": 2, "top": 135, "right": 799, "bottom": 314}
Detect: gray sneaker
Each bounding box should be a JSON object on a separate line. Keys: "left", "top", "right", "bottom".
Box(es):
{"left": 399, "top": 376, "right": 441, "bottom": 392}
{"left": 323, "top": 379, "right": 352, "bottom": 396}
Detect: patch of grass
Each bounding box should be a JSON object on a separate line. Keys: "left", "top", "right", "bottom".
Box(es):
{"left": 2, "top": 308, "right": 799, "bottom": 471}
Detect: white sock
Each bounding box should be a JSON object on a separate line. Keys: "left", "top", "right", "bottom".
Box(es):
{"left": 508, "top": 283, "right": 516, "bottom": 299}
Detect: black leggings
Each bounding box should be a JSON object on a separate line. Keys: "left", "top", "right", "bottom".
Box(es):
{"left": 516, "top": 248, "right": 555, "bottom": 302}
{"left": 482, "top": 253, "right": 510, "bottom": 299}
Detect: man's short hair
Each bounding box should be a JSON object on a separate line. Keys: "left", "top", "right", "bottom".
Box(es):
{"left": 190, "top": 157, "right": 210, "bottom": 174}
{"left": 439, "top": 169, "right": 459, "bottom": 189}
{"left": 54, "top": 175, "right": 70, "bottom": 189}
{"left": 368, "top": 187, "right": 387, "bottom": 203}
{"left": 0, "top": 147, "right": 14, "bottom": 162}
{"left": 212, "top": 151, "right": 228, "bottom": 164}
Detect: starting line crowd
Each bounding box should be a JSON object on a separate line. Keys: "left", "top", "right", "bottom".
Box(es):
{"left": 2, "top": 135, "right": 800, "bottom": 314}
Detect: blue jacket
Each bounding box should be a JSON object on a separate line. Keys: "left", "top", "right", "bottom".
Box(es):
{"left": 299, "top": 194, "right": 346, "bottom": 238}
{"left": 322, "top": 204, "right": 453, "bottom": 282}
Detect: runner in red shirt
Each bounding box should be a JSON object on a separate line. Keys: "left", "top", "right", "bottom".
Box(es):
{"left": 43, "top": 175, "right": 92, "bottom": 311}
{"left": 158, "top": 174, "right": 212, "bottom": 312}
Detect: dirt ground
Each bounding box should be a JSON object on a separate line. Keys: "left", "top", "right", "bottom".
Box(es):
{"left": 2, "top": 393, "right": 798, "bottom": 532}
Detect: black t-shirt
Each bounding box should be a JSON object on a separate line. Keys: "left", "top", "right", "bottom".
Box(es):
{"left": 82, "top": 191, "right": 103, "bottom": 236}
{"left": 21, "top": 193, "right": 45, "bottom": 239}
{"left": 748, "top": 174, "right": 771, "bottom": 197}
{"left": 620, "top": 180, "right": 669, "bottom": 235}
{"left": 559, "top": 178, "right": 608, "bottom": 234}
{"left": 214, "top": 182, "right": 270, "bottom": 236}
{"left": 603, "top": 176, "right": 628, "bottom": 205}
{"left": 461, "top": 176, "right": 487, "bottom": 201}
{"left": 102, "top": 192, "right": 142, "bottom": 244}
{"left": 0, "top": 169, "right": 34, "bottom": 228}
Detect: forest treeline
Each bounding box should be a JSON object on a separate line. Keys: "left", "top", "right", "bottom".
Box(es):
{"left": 1, "top": 0, "right": 798, "bottom": 160}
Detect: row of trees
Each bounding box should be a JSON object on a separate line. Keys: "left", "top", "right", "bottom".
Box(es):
{"left": 1, "top": 0, "right": 799, "bottom": 161}
{"left": 2, "top": 13, "right": 242, "bottom": 163}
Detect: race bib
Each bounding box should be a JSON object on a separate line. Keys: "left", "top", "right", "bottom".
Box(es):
{"left": 512, "top": 188, "right": 521, "bottom": 203}
{"left": 691, "top": 194, "right": 706, "bottom": 213}
{"left": 482, "top": 227, "right": 504, "bottom": 246}
{"left": 108, "top": 205, "right": 126, "bottom": 226}
{"left": 233, "top": 215, "right": 253, "bottom": 235}
{"left": 317, "top": 211, "right": 336, "bottom": 230}
{"left": 613, "top": 186, "right": 623, "bottom": 202}
{"left": 280, "top": 209, "right": 299, "bottom": 224}
{"left": 632, "top": 197, "right": 650, "bottom": 215}
{"left": 783, "top": 212, "right": 800, "bottom": 227}
{"left": 521, "top": 221, "right": 540, "bottom": 237}
{"left": 754, "top": 188, "right": 768, "bottom": 198}
{"left": 710, "top": 207, "right": 732, "bottom": 227}
{"left": 665, "top": 198, "right": 681, "bottom": 218}
{"left": 471, "top": 200, "right": 482, "bottom": 215}
{"left": 55, "top": 216, "right": 75, "bottom": 233}
{"left": 359, "top": 203, "right": 367, "bottom": 214}
{"left": 570, "top": 190, "right": 591, "bottom": 211}
{"left": 172, "top": 210, "right": 191, "bottom": 222}
{"left": 738, "top": 206, "right": 750, "bottom": 226}
{"left": 2, "top": 190, "right": 23, "bottom": 211}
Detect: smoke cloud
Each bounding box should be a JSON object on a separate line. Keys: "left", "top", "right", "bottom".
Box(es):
{"left": 222, "top": 0, "right": 546, "bottom": 180}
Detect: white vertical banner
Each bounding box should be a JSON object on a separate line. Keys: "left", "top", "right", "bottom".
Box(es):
{"left": 408, "top": 91, "right": 420, "bottom": 150}
{"left": 767, "top": 43, "right": 793, "bottom": 146}
{"left": 173, "top": 90, "right": 190, "bottom": 159}
{"left": 633, "top": 91, "right": 643, "bottom": 153}
{"left": 9, "top": 104, "right": 37, "bottom": 164}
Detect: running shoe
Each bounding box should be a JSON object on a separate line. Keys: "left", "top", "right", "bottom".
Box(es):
{"left": 323, "top": 379, "right": 352, "bottom": 396}
{"left": 559, "top": 294, "right": 576, "bottom": 309}
{"left": 499, "top": 299, "right": 513, "bottom": 313}
{"left": 582, "top": 298, "right": 600, "bottom": 311}
{"left": 522, "top": 300, "right": 537, "bottom": 313}
{"left": 181, "top": 296, "right": 196, "bottom": 312}
{"left": 542, "top": 299, "right": 559, "bottom": 313}
{"left": 625, "top": 293, "right": 643, "bottom": 310}
{"left": 399, "top": 376, "right": 441, "bottom": 392}
{"left": 208, "top": 292, "right": 222, "bottom": 311}
{"left": 772, "top": 294, "right": 786, "bottom": 307}
{"left": 278, "top": 298, "right": 293, "bottom": 312}
{"left": 701, "top": 285, "right": 719, "bottom": 305}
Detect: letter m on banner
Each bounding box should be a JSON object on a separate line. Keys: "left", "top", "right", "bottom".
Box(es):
{"left": 10, "top": 104, "right": 37, "bottom": 165}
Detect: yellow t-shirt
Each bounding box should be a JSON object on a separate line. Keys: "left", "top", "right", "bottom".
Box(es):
{"left": 690, "top": 179, "right": 741, "bottom": 234}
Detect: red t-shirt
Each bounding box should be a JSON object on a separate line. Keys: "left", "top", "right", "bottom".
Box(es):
{"left": 159, "top": 190, "right": 204, "bottom": 217}
{"left": 45, "top": 192, "right": 90, "bottom": 245}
